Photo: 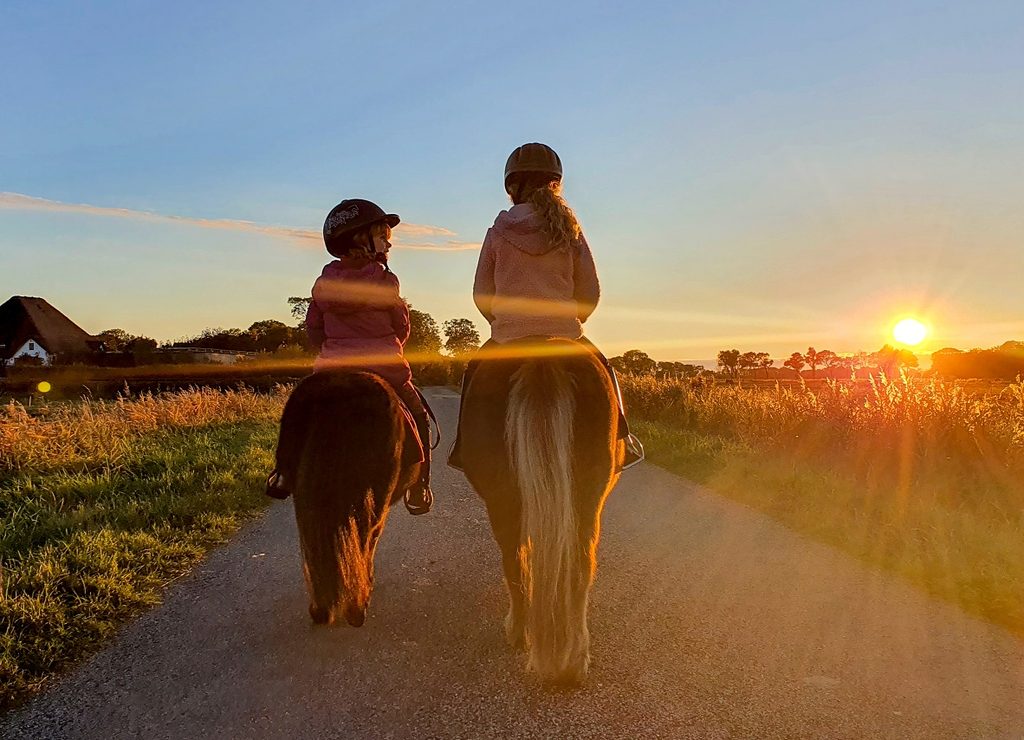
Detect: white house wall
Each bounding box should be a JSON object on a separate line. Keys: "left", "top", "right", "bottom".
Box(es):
{"left": 5, "top": 338, "right": 51, "bottom": 366}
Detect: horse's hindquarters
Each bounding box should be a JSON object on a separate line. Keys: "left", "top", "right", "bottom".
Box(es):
{"left": 462, "top": 344, "right": 621, "bottom": 684}
{"left": 278, "top": 371, "right": 414, "bottom": 626}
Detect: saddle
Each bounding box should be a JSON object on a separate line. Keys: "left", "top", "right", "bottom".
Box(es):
{"left": 448, "top": 337, "right": 643, "bottom": 471}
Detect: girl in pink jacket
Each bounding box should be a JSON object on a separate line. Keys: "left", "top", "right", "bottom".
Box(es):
{"left": 448, "top": 143, "right": 643, "bottom": 470}
{"left": 267, "top": 198, "right": 433, "bottom": 515}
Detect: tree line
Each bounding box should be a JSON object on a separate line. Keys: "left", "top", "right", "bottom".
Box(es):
{"left": 95, "top": 297, "right": 484, "bottom": 368}
{"left": 931, "top": 341, "right": 1024, "bottom": 379}
{"left": 717, "top": 345, "right": 919, "bottom": 379}
{"left": 94, "top": 301, "right": 1024, "bottom": 381}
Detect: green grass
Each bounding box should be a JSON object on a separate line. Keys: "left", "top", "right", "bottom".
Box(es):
{"left": 626, "top": 377, "right": 1024, "bottom": 636}
{"left": 0, "top": 420, "right": 277, "bottom": 709}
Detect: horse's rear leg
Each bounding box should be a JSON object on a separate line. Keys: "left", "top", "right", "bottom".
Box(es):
{"left": 563, "top": 531, "right": 599, "bottom": 684}
{"left": 487, "top": 503, "right": 527, "bottom": 650}
{"left": 501, "top": 540, "right": 527, "bottom": 650}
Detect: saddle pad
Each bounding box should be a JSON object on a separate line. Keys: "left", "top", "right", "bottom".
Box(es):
{"left": 397, "top": 400, "right": 425, "bottom": 468}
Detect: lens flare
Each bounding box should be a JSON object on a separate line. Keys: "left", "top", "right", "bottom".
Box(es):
{"left": 892, "top": 318, "right": 928, "bottom": 346}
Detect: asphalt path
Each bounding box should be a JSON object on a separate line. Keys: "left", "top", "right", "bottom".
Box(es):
{"left": 4, "top": 388, "right": 1023, "bottom": 739}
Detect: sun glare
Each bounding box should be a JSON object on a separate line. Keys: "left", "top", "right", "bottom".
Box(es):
{"left": 892, "top": 318, "right": 928, "bottom": 346}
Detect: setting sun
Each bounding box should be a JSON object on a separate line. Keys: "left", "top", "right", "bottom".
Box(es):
{"left": 892, "top": 318, "right": 928, "bottom": 346}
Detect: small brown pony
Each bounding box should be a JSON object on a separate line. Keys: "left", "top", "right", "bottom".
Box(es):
{"left": 460, "top": 339, "right": 624, "bottom": 685}
{"left": 275, "top": 371, "right": 421, "bottom": 627}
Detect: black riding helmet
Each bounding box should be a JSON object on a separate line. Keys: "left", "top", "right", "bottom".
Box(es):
{"left": 323, "top": 198, "right": 400, "bottom": 259}
{"left": 504, "top": 143, "right": 563, "bottom": 193}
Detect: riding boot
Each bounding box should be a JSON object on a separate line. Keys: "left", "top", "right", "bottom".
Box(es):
{"left": 265, "top": 469, "right": 290, "bottom": 499}
{"left": 446, "top": 360, "right": 478, "bottom": 472}
{"left": 404, "top": 411, "right": 433, "bottom": 515}
{"left": 605, "top": 364, "right": 645, "bottom": 470}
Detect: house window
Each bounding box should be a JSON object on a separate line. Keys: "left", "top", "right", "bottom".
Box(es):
{"left": 28, "top": 341, "right": 35, "bottom": 350}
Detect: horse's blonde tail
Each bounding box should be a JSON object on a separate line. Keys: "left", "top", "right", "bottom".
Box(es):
{"left": 506, "top": 360, "right": 590, "bottom": 683}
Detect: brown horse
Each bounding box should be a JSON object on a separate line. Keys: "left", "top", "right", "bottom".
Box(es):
{"left": 274, "top": 371, "right": 421, "bottom": 627}
{"left": 460, "top": 339, "right": 624, "bottom": 685}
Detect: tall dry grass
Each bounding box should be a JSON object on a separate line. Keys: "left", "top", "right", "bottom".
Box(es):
{"left": 620, "top": 372, "right": 1024, "bottom": 632}
{"left": 623, "top": 373, "right": 1024, "bottom": 479}
{"left": 1, "top": 386, "right": 289, "bottom": 473}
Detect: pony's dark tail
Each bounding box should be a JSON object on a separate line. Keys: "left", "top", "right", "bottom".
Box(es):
{"left": 506, "top": 358, "right": 590, "bottom": 683}
{"left": 294, "top": 483, "right": 372, "bottom": 626}
{"left": 282, "top": 374, "right": 398, "bottom": 627}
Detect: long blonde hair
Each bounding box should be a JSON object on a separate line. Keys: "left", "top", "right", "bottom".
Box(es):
{"left": 510, "top": 175, "right": 582, "bottom": 249}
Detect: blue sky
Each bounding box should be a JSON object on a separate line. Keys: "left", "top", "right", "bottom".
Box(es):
{"left": 2, "top": 1, "right": 1022, "bottom": 362}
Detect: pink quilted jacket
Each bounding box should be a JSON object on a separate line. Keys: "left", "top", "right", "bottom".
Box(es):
{"left": 305, "top": 256, "right": 412, "bottom": 387}
{"left": 473, "top": 203, "right": 600, "bottom": 343}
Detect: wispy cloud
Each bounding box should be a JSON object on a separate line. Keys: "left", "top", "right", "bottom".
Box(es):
{"left": 0, "top": 192, "right": 477, "bottom": 252}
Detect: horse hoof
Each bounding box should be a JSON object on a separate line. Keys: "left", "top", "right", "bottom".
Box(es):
{"left": 345, "top": 606, "right": 366, "bottom": 627}
{"left": 309, "top": 604, "right": 331, "bottom": 625}
{"left": 546, "top": 664, "right": 588, "bottom": 689}
{"left": 530, "top": 654, "right": 590, "bottom": 688}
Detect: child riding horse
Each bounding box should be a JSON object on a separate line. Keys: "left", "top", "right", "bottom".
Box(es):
{"left": 269, "top": 198, "right": 434, "bottom": 516}
{"left": 453, "top": 143, "right": 636, "bottom": 683}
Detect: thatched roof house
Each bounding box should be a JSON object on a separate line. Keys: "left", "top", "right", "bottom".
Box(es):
{"left": 0, "top": 296, "right": 102, "bottom": 366}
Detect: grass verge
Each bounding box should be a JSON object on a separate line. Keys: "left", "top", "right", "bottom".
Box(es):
{"left": 0, "top": 390, "right": 283, "bottom": 710}
{"left": 633, "top": 417, "right": 1024, "bottom": 636}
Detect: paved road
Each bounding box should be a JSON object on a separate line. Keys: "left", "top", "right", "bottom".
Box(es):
{"left": 4, "top": 389, "right": 1023, "bottom": 739}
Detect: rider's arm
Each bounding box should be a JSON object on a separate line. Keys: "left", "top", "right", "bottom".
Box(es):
{"left": 473, "top": 230, "right": 497, "bottom": 323}
{"left": 573, "top": 232, "right": 601, "bottom": 323}
{"left": 305, "top": 299, "right": 326, "bottom": 349}
{"left": 391, "top": 300, "right": 411, "bottom": 347}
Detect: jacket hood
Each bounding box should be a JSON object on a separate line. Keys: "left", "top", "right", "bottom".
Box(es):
{"left": 322, "top": 256, "right": 387, "bottom": 279}
{"left": 491, "top": 203, "right": 558, "bottom": 256}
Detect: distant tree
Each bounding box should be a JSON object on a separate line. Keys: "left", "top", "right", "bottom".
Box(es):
{"left": 618, "top": 349, "right": 656, "bottom": 376}
{"left": 656, "top": 360, "right": 702, "bottom": 379}
{"left": 932, "top": 342, "right": 1024, "bottom": 379}
{"left": 407, "top": 308, "right": 442, "bottom": 356}
{"left": 931, "top": 348, "right": 966, "bottom": 378}
{"left": 816, "top": 349, "right": 839, "bottom": 370}
{"left": 98, "top": 328, "right": 158, "bottom": 357}
{"left": 738, "top": 351, "right": 758, "bottom": 376}
{"left": 805, "top": 347, "right": 822, "bottom": 378}
{"left": 783, "top": 352, "right": 806, "bottom": 374}
{"left": 442, "top": 318, "right": 481, "bottom": 357}
{"left": 871, "top": 344, "right": 919, "bottom": 376}
{"left": 287, "top": 296, "right": 312, "bottom": 323}
{"left": 97, "top": 328, "right": 136, "bottom": 352}
{"left": 128, "top": 336, "right": 158, "bottom": 353}
{"left": 248, "top": 320, "right": 292, "bottom": 352}
{"left": 178, "top": 327, "right": 255, "bottom": 352}
{"left": 754, "top": 352, "right": 773, "bottom": 377}
{"left": 717, "top": 349, "right": 740, "bottom": 378}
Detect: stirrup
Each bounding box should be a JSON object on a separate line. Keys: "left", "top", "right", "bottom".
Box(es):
{"left": 620, "top": 434, "right": 645, "bottom": 471}
{"left": 404, "top": 484, "right": 433, "bottom": 515}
